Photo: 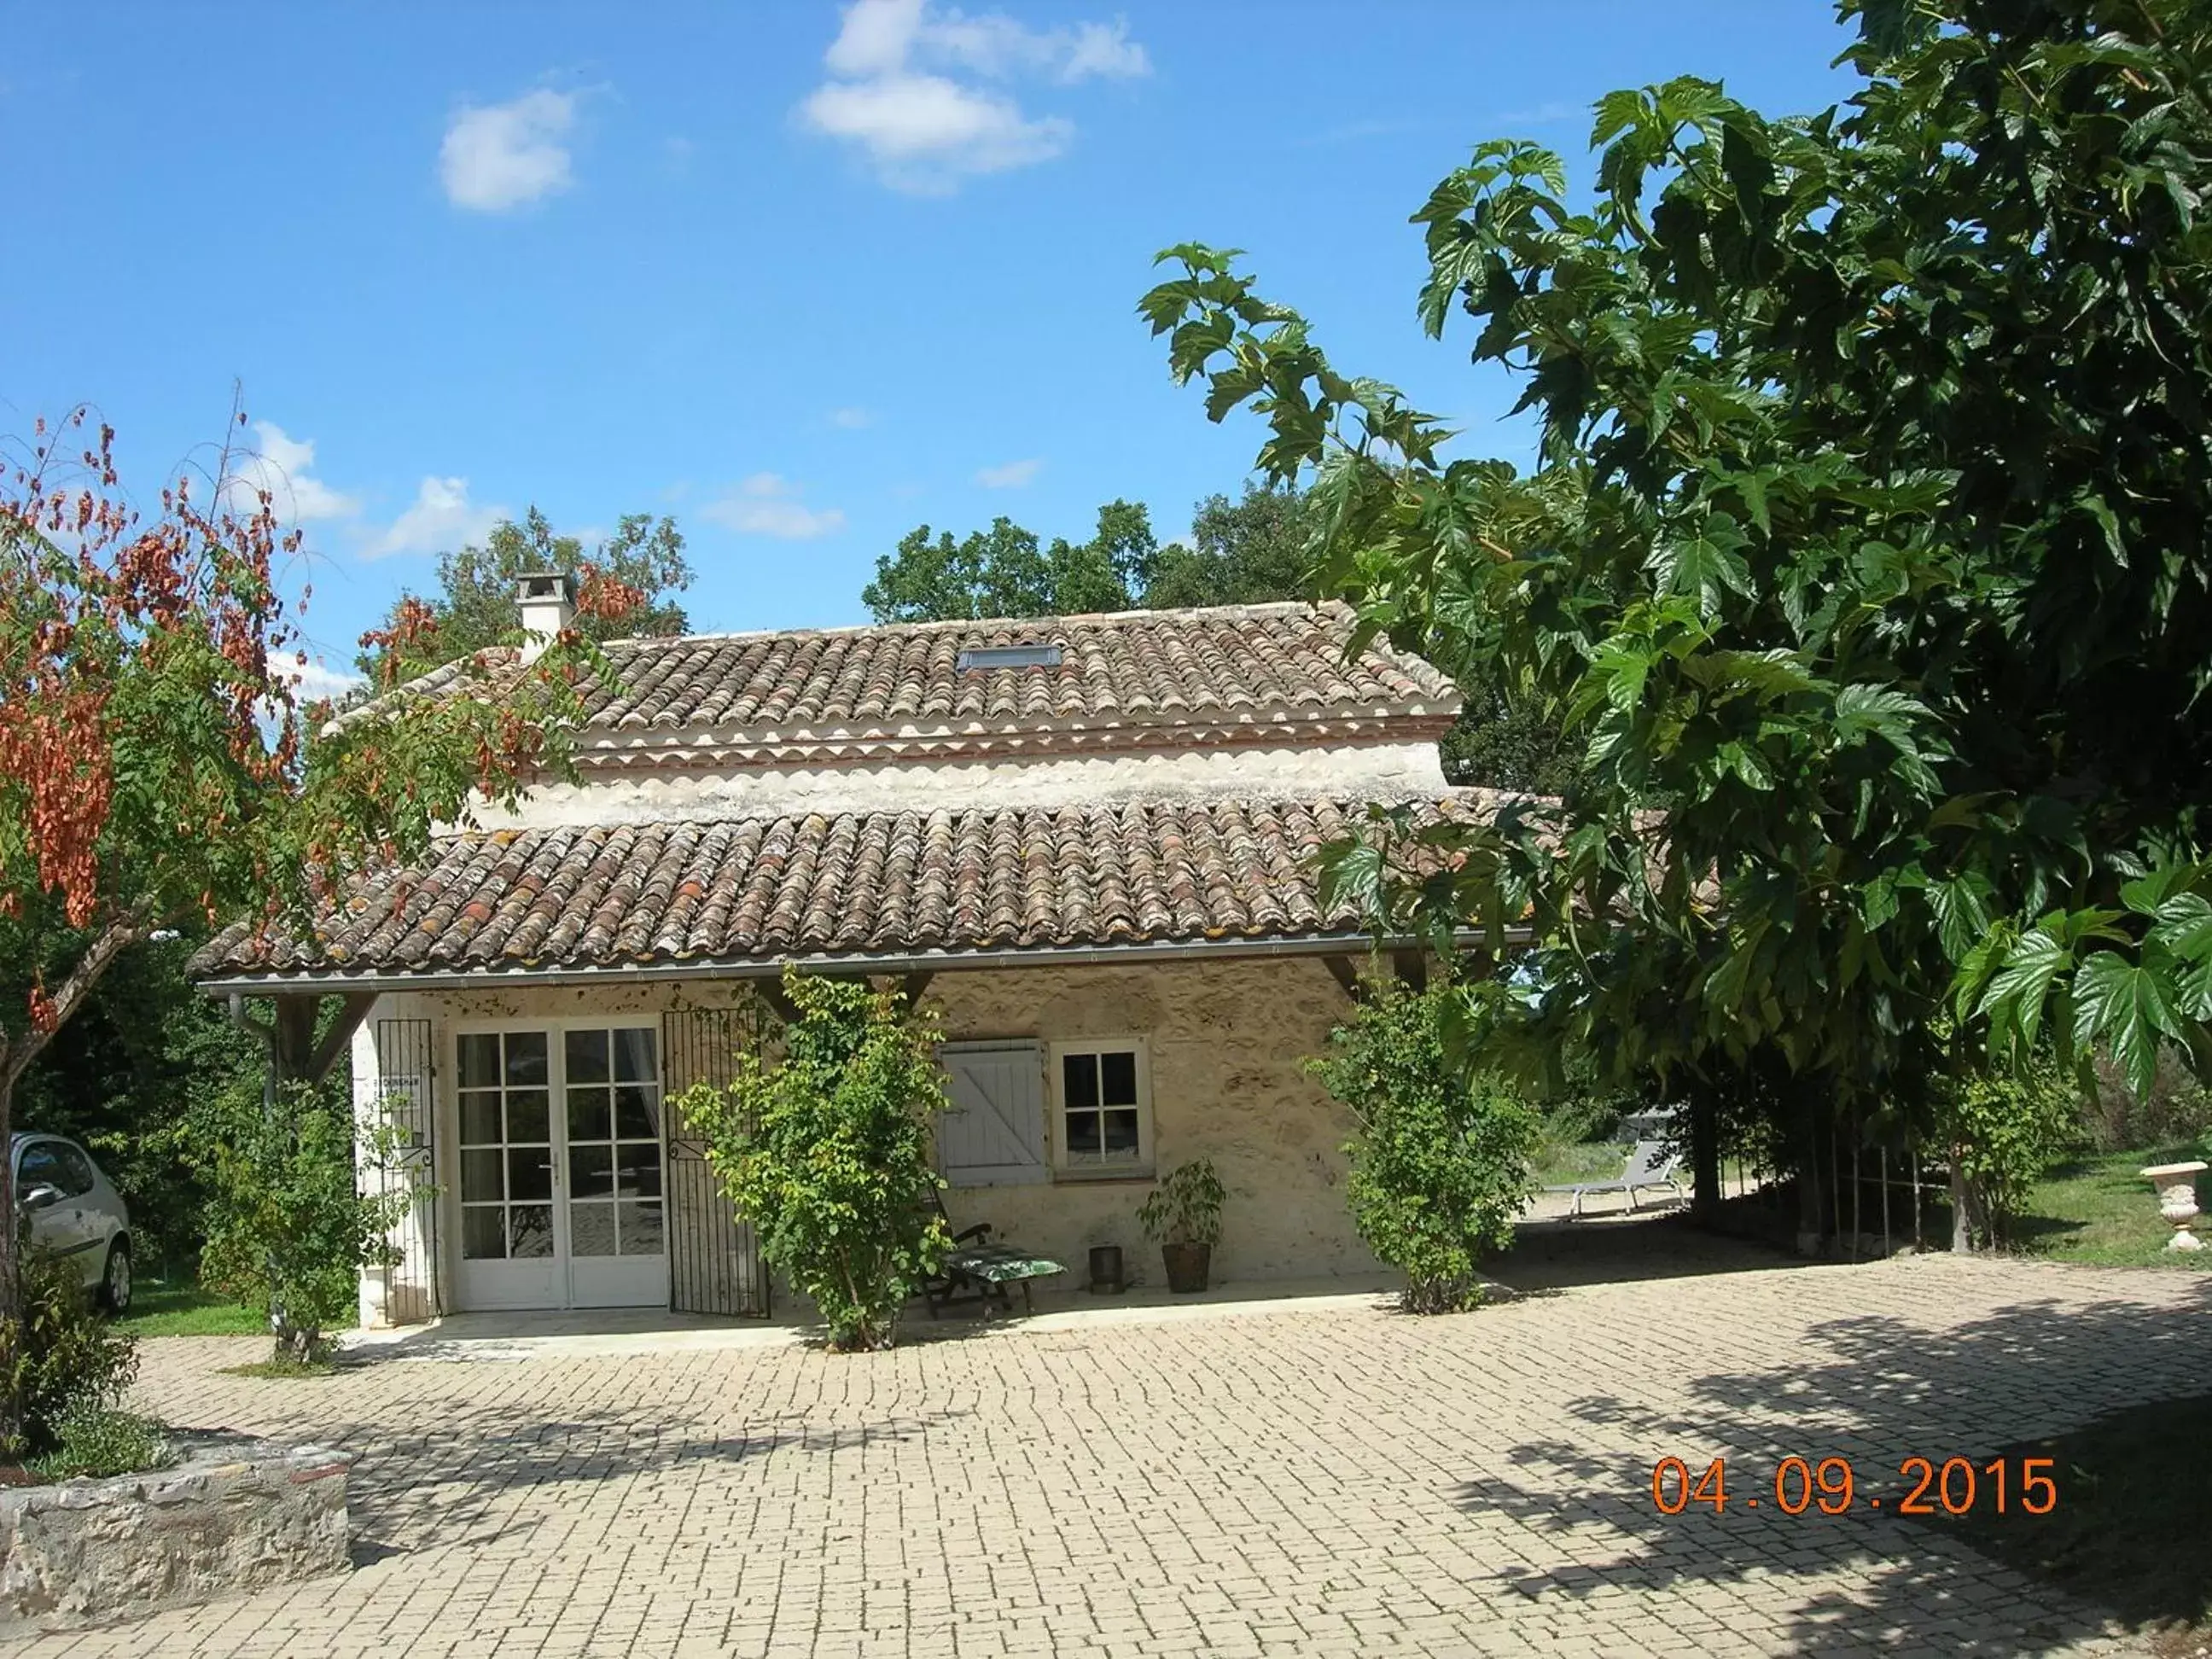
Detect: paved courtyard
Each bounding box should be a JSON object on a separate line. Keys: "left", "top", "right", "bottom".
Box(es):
{"left": 12, "top": 1233, "right": 2211, "bottom": 1658}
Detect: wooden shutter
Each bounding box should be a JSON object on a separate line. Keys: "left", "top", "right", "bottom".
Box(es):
{"left": 938, "top": 1041, "right": 1048, "bottom": 1186}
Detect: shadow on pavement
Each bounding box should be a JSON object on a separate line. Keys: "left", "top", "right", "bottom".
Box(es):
{"left": 1453, "top": 1275, "right": 2212, "bottom": 1656}
{"left": 1492, "top": 1213, "right": 1802, "bottom": 1294}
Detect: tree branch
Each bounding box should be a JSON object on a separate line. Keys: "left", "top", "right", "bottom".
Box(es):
{"left": 0, "top": 911, "right": 146, "bottom": 1091}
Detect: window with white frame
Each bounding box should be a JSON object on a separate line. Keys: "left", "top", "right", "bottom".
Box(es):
{"left": 1049, "top": 1037, "right": 1151, "bottom": 1175}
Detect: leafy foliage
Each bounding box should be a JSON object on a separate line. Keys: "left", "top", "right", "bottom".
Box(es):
{"left": 6, "top": 932, "right": 257, "bottom": 1272}
{"left": 862, "top": 501, "right": 1162, "bottom": 621}
{"left": 0, "top": 1248, "right": 138, "bottom": 1458}
{"left": 1309, "top": 981, "right": 1540, "bottom": 1313}
{"left": 1144, "top": 2, "right": 2212, "bottom": 1134}
{"left": 191, "top": 1078, "right": 412, "bottom": 1366}
{"left": 1935, "top": 1048, "right": 2083, "bottom": 1249}
{"left": 357, "top": 506, "right": 690, "bottom": 678}
{"left": 1134, "top": 1158, "right": 1225, "bottom": 1249}
{"left": 0, "top": 405, "right": 631, "bottom": 1349}
{"left": 26, "top": 1404, "right": 170, "bottom": 1481}
{"left": 681, "top": 973, "right": 950, "bottom": 1351}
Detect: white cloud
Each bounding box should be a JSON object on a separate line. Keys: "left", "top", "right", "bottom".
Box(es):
{"left": 225, "top": 422, "right": 361, "bottom": 523}
{"left": 702, "top": 473, "right": 847, "bottom": 539}
{"left": 366, "top": 475, "right": 506, "bottom": 559}
{"left": 829, "top": 406, "right": 876, "bottom": 429}
{"left": 285, "top": 657, "right": 367, "bottom": 702}
{"left": 975, "top": 457, "right": 1041, "bottom": 489}
{"left": 803, "top": 0, "right": 1148, "bottom": 192}
{"left": 440, "top": 90, "right": 578, "bottom": 212}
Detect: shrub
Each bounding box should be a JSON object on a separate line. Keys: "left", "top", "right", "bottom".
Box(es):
{"left": 679, "top": 972, "right": 950, "bottom": 1352}
{"left": 1936, "top": 1054, "right": 2081, "bottom": 1249}
{"left": 1309, "top": 981, "right": 1541, "bottom": 1313}
{"left": 2081, "top": 1044, "right": 2212, "bottom": 1153}
{"left": 0, "top": 1248, "right": 140, "bottom": 1459}
{"left": 26, "top": 1403, "right": 170, "bottom": 1481}
{"left": 192, "top": 1078, "right": 412, "bottom": 1366}
{"left": 1136, "top": 1159, "right": 1225, "bottom": 1249}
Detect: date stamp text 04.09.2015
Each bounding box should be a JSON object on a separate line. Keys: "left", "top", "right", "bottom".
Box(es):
{"left": 1650, "top": 1456, "right": 2058, "bottom": 1518}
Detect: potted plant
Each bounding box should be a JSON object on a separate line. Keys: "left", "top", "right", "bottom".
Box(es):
{"left": 1136, "top": 1159, "right": 1225, "bottom": 1293}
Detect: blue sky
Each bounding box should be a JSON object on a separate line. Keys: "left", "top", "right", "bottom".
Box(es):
{"left": 1, "top": 2, "right": 1859, "bottom": 694}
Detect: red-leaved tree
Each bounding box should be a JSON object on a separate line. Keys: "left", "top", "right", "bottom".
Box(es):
{"left": 0, "top": 405, "right": 632, "bottom": 1315}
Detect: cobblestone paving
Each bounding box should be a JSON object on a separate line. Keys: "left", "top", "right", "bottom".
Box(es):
{"left": 12, "top": 1244, "right": 2209, "bottom": 1658}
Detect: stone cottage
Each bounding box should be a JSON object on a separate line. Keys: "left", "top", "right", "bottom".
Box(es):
{"left": 193, "top": 576, "right": 1514, "bottom": 1322}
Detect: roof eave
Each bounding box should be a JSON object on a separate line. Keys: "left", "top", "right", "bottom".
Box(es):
{"left": 193, "top": 925, "right": 1530, "bottom": 996}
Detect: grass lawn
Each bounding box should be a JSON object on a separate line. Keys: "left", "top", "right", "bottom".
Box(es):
{"left": 114, "top": 1281, "right": 265, "bottom": 1338}
{"left": 1909, "top": 1392, "right": 2212, "bottom": 1658}
{"left": 2010, "top": 1144, "right": 2212, "bottom": 1269}
{"left": 1534, "top": 1140, "right": 1629, "bottom": 1186}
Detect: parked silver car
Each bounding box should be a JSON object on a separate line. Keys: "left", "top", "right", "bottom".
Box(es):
{"left": 11, "top": 1134, "right": 131, "bottom": 1313}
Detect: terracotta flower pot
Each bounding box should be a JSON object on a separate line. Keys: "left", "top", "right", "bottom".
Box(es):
{"left": 1161, "top": 1242, "right": 1212, "bottom": 1294}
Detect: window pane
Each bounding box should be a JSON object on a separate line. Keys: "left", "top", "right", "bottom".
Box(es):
{"left": 1064, "top": 1109, "right": 1102, "bottom": 1157}
{"left": 617, "top": 1146, "right": 661, "bottom": 1199}
{"left": 16, "top": 1146, "right": 60, "bottom": 1188}
{"left": 53, "top": 1146, "right": 94, "bottom": 1197}
{"left": 459, "top": 1092, "right": 502, "bottom": 1146}
{"left": 570, "top": 1145, "right": 614, "bottom": 1200}
{"left": 613, "top": 1028, "right": 657, "bottom": 1083}
{"left": 1062, "top": 1051, "right": 1099, "bottom": 1109}
{"left": 568, "top": 1201, "right": 617, "bottom": 1257}
{"left": 567, "top": 1088, "right": 611, "bottom": 1144}
{"left": 564, "top": 1028, "right": 610, "bottom": 1085}
{"left": 620, "top": 1202, "right": 664, "bottom": 1257}
{"left": 509, "top": 1205, "right": 555, "bottom": 1259}
{"left": 460, "top": 1150, "right": 504, "bottom": 1202}
{"left": 506, "top": 1091, "right": 550, "bottom": 1144}
{"left": 1103, "top": 1109, "right": 1141, "bottom": 1157}
{"left": 461, "top": 1206, "right": 504, "bottom": 1260}
{"left": 457, "top": 1034, "right": 501, "bottom": 1090}
{"left": 1100, "top": 1050, "right": 1138, "bottom": 1106}
{"left": 507, "top": 1149, "right": 552, "bottom": 1202}
{"left": 504, "top": 1032, "right": 549, "bottom": 1086}
{"left": 614, "top": 1086, "right": 659, "bottom": 1141}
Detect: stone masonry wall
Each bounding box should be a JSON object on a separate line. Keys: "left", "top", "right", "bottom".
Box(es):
{"left": 923, "top": 955, "right": 1380, "bottom": 1286}
{"left": 352, "top": 953, "right": 1379, "bottom": 1318}
{"left": 0, "top": 1441, "right": 352, "bottom": 1630}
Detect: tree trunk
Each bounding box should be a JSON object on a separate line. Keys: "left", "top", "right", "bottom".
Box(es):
{"left": 1689, "top": 1080, "right": 1721, "bottom": 1226}
{"left": 1948, "top": 1157, "right": 1973, "bottom": 1254}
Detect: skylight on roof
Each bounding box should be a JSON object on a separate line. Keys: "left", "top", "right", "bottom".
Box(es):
{"left": 957, "top": 643, "right": 1063, "bottom": 672}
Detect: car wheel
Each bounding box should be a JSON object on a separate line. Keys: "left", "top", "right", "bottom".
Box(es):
{"left": 101, "top": 1237, "right": 131, "bottom": 1315}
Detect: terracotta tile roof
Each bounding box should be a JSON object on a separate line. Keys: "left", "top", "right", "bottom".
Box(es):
{"left": 193, "top": 792, "right": 1516, "bottom": 981}
{"left": 339, "top": 602, "right": 1459, "bottom": 758}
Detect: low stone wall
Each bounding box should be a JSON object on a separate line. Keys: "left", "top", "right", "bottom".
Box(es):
{"left": 0, "top": 1437, "right": 353, "bottom": 1629}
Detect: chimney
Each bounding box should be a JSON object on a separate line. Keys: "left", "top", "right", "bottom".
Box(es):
{"left": 515, "top": 569, "right": 576, "bottom": 663}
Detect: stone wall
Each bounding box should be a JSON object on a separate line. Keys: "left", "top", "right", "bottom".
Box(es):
{"left": 0, "top": 1441, "right": 352, "bottom": 1629}
{"left": 352, "top": 952, "right": 1382, "bottom": 1318}
{"left": 924, "top": 955, "right": 1380, "bottom": 1285}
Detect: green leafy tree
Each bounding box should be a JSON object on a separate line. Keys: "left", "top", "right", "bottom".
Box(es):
{"left": 192, "top": 1077, "right": 413, "bottom": 1366}
{"left": 358, "top": 506, "right": 690, "bottom": 677}
{"left": 1309, "top": 979, "right": 1540, "bottom": 1313}
{"left": 862, "top": 501, "right": 1159, "bottom": 621}
{"left": 1141, "top": 483, "right": 1313, "bottom": 608}
{"left": 1144, "top": 0, "right": 2212, "bottom": 1166}
{"left": 6, "top": 932, "right": 259, "bottom": 1276}
{"left": 678, "top": 973, "right": 950, "bottom": 1351}
{"left": 0, "top": 405, "right": 623, "bottom": 1376}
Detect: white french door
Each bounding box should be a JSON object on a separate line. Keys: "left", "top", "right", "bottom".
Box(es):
{"left": 452, "top": 1023, "right": 669, "bottom": 1311}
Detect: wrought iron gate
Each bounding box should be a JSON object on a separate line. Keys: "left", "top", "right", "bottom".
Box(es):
{"left": 661, "top": 1006, "right": 771, "bottom": 1317}
{"left": 371, "top": 1017, "right": 441, "bottom": 1324}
